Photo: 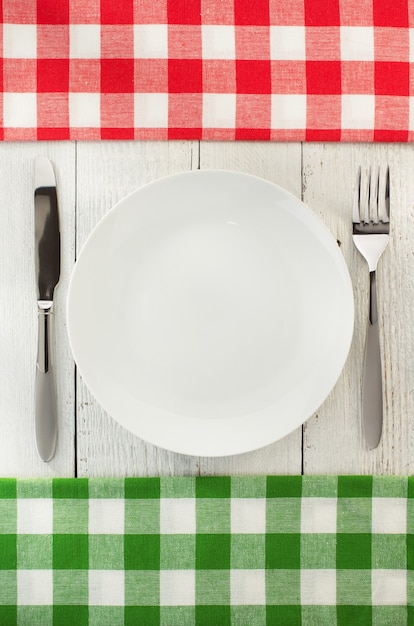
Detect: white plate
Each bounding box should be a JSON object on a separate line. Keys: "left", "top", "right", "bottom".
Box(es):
{"left": 67, "top": 170, "right": 354, "bottom": 456}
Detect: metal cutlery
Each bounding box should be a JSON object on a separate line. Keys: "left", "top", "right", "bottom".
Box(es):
{"left": 34, "top": 156, "right": 61, "bottom": 461}
{"left": 352, "top": 166, "right": 390, "bottom": 449}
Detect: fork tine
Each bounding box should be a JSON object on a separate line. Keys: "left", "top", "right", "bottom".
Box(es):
{"left": 383, "top": 166, "right": 390, "bottom": 222}
{"left": 369, "top": 166, "right": 380, "bottom": 224}
{"left": 376, "top": 166, "right": 390, "bottom": 223}
{"left": 363, "top": 166, "right": 371, "bottom": 224}
{"left": 353, "top": 166, "right": 362, "bottom": 223}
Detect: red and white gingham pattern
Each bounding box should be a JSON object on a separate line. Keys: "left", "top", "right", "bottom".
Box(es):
{"left": 1, "top": 0, "right": 413, "bottom": 141}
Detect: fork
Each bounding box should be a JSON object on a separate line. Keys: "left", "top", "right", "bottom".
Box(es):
{"left": 352, "top": 166, "right": 390, "bottom": 449}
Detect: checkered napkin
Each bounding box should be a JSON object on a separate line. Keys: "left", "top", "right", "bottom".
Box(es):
{"left": 2, "top": 0, "right": 413, "bottom": 141}
{"left": 0, "top": 476, "right": 412, "bottom": 625}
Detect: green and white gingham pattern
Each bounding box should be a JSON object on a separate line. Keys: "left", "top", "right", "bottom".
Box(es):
{"left": 0, "top": 476, "right": 412, "bottom": 625}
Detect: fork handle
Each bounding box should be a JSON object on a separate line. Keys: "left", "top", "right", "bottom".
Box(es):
{"left": 362, "top": 270, "right": 382, "bottom": 449}
{"left": 368, "top": 271, "right": 378, "bottom": 324}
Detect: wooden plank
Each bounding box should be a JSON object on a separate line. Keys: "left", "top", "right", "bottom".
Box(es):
{"left": 76, "top": 141, "right": 200, "bottom": 477}
{"left": 0, "top": 142, "right": 76, "bottom": 477}
{"left": 198, "top": 141, "right": 303, "bottom": 475}
{"left": 302, "top": 143, "right": 414, "bottom": 475}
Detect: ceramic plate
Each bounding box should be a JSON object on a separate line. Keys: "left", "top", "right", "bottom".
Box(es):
{"left": 67, "top": 170, "right": 354, "bottom": 456}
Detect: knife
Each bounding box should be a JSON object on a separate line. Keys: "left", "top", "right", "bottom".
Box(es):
{"left": 34, "top": 156, "right": 60, "bottom": 461}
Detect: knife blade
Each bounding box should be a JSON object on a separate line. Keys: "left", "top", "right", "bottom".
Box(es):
{"left": 34, "top": 156, "right": 60, "bottom": 461}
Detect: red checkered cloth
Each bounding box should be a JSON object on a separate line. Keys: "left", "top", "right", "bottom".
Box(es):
{"left": 2, "top": 0, "right": 413, "bottom": 141}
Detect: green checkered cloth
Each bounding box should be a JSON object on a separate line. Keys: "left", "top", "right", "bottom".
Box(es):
{"left": 0, "top": 476, "right": 412, "bottom": 625}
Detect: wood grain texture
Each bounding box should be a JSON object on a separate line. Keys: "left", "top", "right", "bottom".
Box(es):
{"left": 198, "top": 141, "right": 303, "bottom": 475}
{"left": 2, "top": 140, "right": 412, "bottom": 478}
{"left": 76, "top": 141, "right": 304, "bottom": 477}
{"left": 302, "top": 143, "right": 414, "bottom": 474}
{"left": 76, "top": 141, "right": 200, "bottom": 477}
{"left": 0, "top": 142, "right": 75, "bottom": 477}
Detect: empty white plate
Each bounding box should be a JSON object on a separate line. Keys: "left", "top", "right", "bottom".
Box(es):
{"left": 67, "top": 170, "right": 354, "bottom": 456}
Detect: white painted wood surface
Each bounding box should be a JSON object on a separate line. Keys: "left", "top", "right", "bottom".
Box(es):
{"left": 302, "top": 143, "right": 414, "bottom": 475}
{"left": 0, "top": 141, "right": 413, "bottom": 477}
{"left": 0, "top": 142, "right": 75, "bottom": 477}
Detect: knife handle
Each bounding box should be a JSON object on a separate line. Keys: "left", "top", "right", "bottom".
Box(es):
{"left": 35, "top": 303, "right": 57, "bottom": 461}
{"left": 361, "top": 271, "right": 382, "bottom": 450}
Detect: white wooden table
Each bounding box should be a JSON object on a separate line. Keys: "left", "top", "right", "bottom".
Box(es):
{"left": 1, "top": 141, "right": 413, "bottom": 478}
